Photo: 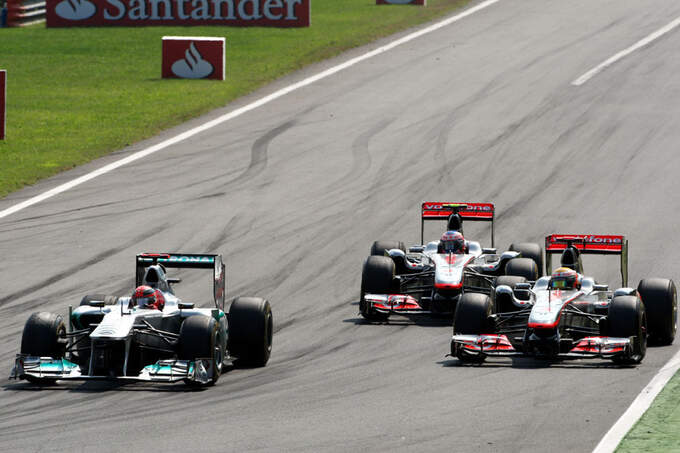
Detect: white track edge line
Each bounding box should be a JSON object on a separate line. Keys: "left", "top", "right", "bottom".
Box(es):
{"left": 0, "top": 0, "right": 502, "bottom": 221}
{"left": 592, "top": 347, "right": 680, "bottom": 453}
{"left": 573, "top": 15, "right": 680, "bottom": 86}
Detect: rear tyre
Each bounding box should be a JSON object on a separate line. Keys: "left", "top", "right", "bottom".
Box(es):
{"left": 360, "top": 256, "right": 395, "bottom": 321}
{"left": 20, "top": 312, "right": 67, "bottom": 385}
{"left": 509, "top": 243, "right": 543, "bottom": 276}
{"left": 638, "top": 278, "right": 677, "bottom": 345}
{"left": 79, "top": 294, "right": 119, "bottom": 306}
{"left": 179, "top": 315, "right": 223, "bottom": 386}
{"left": 608, "top": 295, "right": 646, "bottom": 364}
{"left": 228, "top": 297, "right": 273, "bottom": 367}
{"left": 505, "top": 257, "right": 538, "bottom": 281}
{"left": 452, "top": 293, "right": 492, "bottom": 363}
{"left": 370, "top": 241, "right": 405, "bottom": 257}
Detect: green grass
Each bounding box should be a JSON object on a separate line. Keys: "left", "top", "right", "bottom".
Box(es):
{"left": 617, "top": 369, "right": 680, "bottom": 452}
{"left": 0, "top": 0, "right": 471, "bottom": 199}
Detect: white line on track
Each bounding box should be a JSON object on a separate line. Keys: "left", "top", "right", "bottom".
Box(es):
{"left": 0, "top": 0, "right": 502, "bottom": 221}
{"left": 592, "top": 347, "right": 680, "bottom": 453}
{"left": 573, "top": 15, "right": 680, "bottom": 86}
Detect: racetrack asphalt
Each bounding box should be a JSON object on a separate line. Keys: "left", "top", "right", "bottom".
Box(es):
{"left": 2, "top": 0, "right": 680, "bottom": 451}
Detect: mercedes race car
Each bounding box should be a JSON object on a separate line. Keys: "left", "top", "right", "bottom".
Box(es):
{"left": 451, "top": 234, "right": 677, "bottom": 364}
{"left": 10, "top": 253, "right": 273, "bottom": 386}
{"left": 360, "top": 202, "right": 544, "bottom": 321}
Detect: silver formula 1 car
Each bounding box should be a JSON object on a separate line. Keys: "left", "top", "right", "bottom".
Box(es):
{"left": 451, "top": 234, "right": 677, "bottom": 364}
{"left": 10, "top": 253, "right": 273, "bottom": 386}
{"left": 360, "top": 202, "right": 544, "bottom": 321}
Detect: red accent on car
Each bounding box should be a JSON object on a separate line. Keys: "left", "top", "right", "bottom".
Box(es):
{"left": 421, "top": 202, "right": 494, "bottom": 220}
{"left": 434, "top": 282, "right": 463, "bottom": 290}
{"left": 545, "top": 234, "right": 625, "bottom": 253}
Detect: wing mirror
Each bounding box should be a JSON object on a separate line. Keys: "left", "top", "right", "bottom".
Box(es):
{"left": 388, "top": 249, "right": 406, "bottom": 259}
{"left": 513, "top": 282, "right": 532, "bottom": 301}
{"left": 168, "top": 277, "right": 182, "bottom": 284}
{"left": 408, "top": 246, "right": 424, "bottom": 253}
{"left": 482, "top": 248, "right": 497, "bottom": 254}
{"left": 88, "top": 300, "right": 105, "bottom": 308}
{"left": 178, "top": 302, "right": 195, "bottom": 310}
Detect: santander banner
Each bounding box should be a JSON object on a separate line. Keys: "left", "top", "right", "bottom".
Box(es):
{"left": 162, "top": 37, "right": 225, "bottom": 80}
{"left": 46, "top": 0, "right": 311, "bottom": 27}
{"left": 0, "top": 70, "right": 5, "bottom": 140}
{"left": 376, "top": 0, "right": 425, "bottom": 5}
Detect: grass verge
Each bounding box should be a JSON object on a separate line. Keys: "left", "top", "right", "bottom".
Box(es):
{"left": 0, "top": 0, "right": 472, "bottom": 199}
{"left": 616, "top": 369, "right": 680, "bottom": 452}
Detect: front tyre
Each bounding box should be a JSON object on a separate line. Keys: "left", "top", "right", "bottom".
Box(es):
{"left": 179, "top": 315, "right": 223, "bottom": 386}
{"left": 638, "top": 278, "right": 677, "bottom": 345}
{"left": 452, "top": 293, "right": 493, "bottom": 363}
{"left": 228, "top": 297, "right": 273, "bottom": 367}
{"left": 608, "top": 295, "right": 646, "bottom": 364}
{"left": 20, "top": 312, "right": 67, "bottom": 385}
{"left": 360, "top": 256, "right": 395, "bottom": 321}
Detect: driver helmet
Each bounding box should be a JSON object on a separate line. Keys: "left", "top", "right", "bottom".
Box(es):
{"left": 131, "top": 285, "right": 165, "bottom": 310}
{"left": 550, "top": 267, "right": 581, "bottom": 290}
{"left": 440, "top": 230, "right": 466, "bottom": 254}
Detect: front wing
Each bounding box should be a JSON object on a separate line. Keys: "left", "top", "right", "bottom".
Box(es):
{"left": 364, "top": 294, "right": 433, "bottom": 315}
{"left": 451, "top": 334, "right": 634, "bottom": 360}
{"left": 10, "top": 355, "right": 214, "bottom": 384}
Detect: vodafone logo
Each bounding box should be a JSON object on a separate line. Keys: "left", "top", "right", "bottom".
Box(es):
{"left": 55, "top": 0, "right": 96, "bottom": 20}
{"left": 172, "top": 43, "right": 213, "bottom": 79}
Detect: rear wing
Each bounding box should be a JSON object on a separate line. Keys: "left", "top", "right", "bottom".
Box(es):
{"left": 136, "top": 253, "right": 225, "bottom": 311}
{"left": 545, "top": 235, "right": 628, "bottom": 286}
{"left": 421, "top": 202, "right": 495, "bottom": 246}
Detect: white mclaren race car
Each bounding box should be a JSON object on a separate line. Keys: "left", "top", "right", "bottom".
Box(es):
{"left": 10, "top": 253, "right": 273, "bottom": 387}
{"left": 451, "top": 234, "right": 677, "bottom": 364}
{"left": 360, "top": 202, "right": 543, "bottom": 321}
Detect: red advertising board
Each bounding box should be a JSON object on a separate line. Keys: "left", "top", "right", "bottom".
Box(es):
{"left": 376, "top": 0, "right": 426, "bottom": 5}
{"left": 162, "top": 37, "right": 225, "bottom": 80}
{"left": 46, "top": 0, "right": 310, "bottom": 27}
{"left": 0, "top": 70, "right": 5, "bottom": 140}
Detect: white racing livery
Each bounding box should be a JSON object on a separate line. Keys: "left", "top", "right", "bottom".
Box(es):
{"left": 360, "top": 202, "right": 544, "bottom": 321}
{"left": 451, "top": 234, "right": 677, "bottom": 364}
{"left": 11, "top": 253, "right": 273, "bottom": 387}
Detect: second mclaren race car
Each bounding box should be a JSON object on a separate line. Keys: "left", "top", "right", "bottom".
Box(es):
{"left": 359, "top": 202, "right": 544, "bottom": 321}
{"left": 450, "top": 234, "right": 677, "bottom": 364}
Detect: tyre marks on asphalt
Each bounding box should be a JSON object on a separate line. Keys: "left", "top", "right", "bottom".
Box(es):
{"left": 0, "top": 223, "right": 170, "bottom": 309}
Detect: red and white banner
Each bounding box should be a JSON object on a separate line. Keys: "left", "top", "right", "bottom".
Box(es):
{"left": 162, "top": 37, "right": 225, "bottom": 80}
{"left": 46, "top": 0, "right": 311, "bottom": 27}
{"left": 376, "top": 0, "right": 426, "bottom": 5}
{"left": 0, "top": 70, "right": 5, "bottom": 140}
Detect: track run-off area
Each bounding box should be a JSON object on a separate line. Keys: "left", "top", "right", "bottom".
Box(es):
{"left": 2, "top": 0, "right": 680, "bottom": 451}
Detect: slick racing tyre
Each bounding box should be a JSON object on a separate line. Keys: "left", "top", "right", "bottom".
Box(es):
{"left": 494, "top": 276, "right": 527, "bottom": 313}
{"left": 20, "top": 312, "right": 67, "bottom": 385}
{"left": 509, "top": 243, "right": 544, "bottom": 276}
{"left": 179, "top": 315, "right": 224, "bottom": 386}
{"left": 452, "top": 293, "right": 492, "bottom": 363}
{"left": 505, "top": 257, "right": 538, "bottom": 281}
{"left": 79, "top": 294, "right": 119, "bottom": 306}
{"left": 360, "top": 256, "right": 395, "bottom": 322}
{"left": 608, "top": 295, "right": 646, "bottom": 364}
{"left": 228, "top": 297, "right": 273, "bottom": 367}
{"left": 370, "top": 241, "right": 406, "bottom": 257}
{"left": 638, "top": 278, "right": 677, "bottom": 345}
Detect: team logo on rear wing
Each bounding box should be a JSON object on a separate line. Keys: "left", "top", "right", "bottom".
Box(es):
{"left": 545, "top": 234, "right": 625, "bottom": 253}
{"left": 545, "top": 234, "right": 628, "bottom": 287}
{"left": 420, "top": 202, "right": 495, "bottom": 247}
{"left": 421, "top": 202, "right": 494, "bottom": 220}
